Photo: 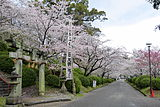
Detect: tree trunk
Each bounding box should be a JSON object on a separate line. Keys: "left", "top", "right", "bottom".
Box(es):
{"left": 101, "top": 72, "right": 106, "bottom": 78}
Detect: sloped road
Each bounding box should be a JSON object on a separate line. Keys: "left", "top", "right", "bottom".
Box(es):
{"left": 60, "top": 80, "right": 160, "bottom": 107}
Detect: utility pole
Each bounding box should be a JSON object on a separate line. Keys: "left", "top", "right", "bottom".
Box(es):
{"left": 146, "top": 43, "right": 154, "bottom": 97}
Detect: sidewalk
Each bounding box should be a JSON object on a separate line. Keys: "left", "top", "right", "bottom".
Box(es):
{"left": 23, "top": 92, "right": 73, "bottom": 106}
{"left": 22, "top": 86, "right": 74, "bottom": 106}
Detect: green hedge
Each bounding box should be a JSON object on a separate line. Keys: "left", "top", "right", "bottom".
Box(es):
{"left": 129, "top": 75, "right": 152, "bottom": 89}
{"left": 22, "top": 67, "right": 37, "bottom": 88}
{"left": 0, "top": 51, "right": 8, "bottom": 57}
{"left": 152, "top": 78, "right": 160, "bottom": 90}
{"left": 103, "top": 78, "right": 115, "bottom": 83}
{"left": 74, "top": 76, "right": 82, "bottom": 93}
{"left": 46, "top": 74, "right": 60, "bottom": 88}
{"left": 139, "top": 78, "right": 150, "bottom": 88}
{"left": 73, "top": 68, "right": 84, "bottom": 75}
{"left": 0, "top": 41, "right": 7, "bottom": 51}
{"left": 88, "top": 76, "right": 102, "bottom": 86}
{"left": 8, "top": 47, "right": 16, "bottom": 52}
{"left": 45, "top": 68, "right": 52, "bottom": 78}
{"left": 65, "top": 76, "right": 82, "bottom": 93}
{"left": 0, "top": 56, "right": 14, "bottom": 74}
{"left": 65, "top": 80, "right": 72, "bottom": 93}
{"left": 78, "top": 75, "right": 90, "bottom": 87}
{"left": 135, "top": 75, "right": 150, "bottom": 88}
{"left": 131, "top": 77, "right": 138, "bottom": 84}
{"left": 132, "top": 77, "right": 160, "bottom": 90}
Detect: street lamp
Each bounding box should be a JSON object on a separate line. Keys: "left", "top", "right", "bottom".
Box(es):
{"left": 146, "top": 43, "right": 154, "bottom": 97}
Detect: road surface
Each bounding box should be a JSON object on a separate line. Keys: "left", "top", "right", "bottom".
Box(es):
{"left": 31, "top": 80, "right": 160, "bottom": 107}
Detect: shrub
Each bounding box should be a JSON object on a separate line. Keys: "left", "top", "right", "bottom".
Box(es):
{"left": 65, "top": 80, "right": 72, "bottom": 93}
{"left": 131, "top": 77, "right": 138, "bottom": 84}
{"left": 135, "top": 75, "right": 149, "bottom": 88}
{"left": 103, "top": 78, "right": 115, "bottom": 83}
{"left": 135, "top": 77, "right": 140, "bottom": 87}
{"left": 45, "top": 68, "right": 52, "bottom": 78}
{"left": 0, "top": 51, "right": 8, "bottom": 57}
{"left": 73, "top": 68, "right": 84, "bottom": 75}
{"left": 127, "top": 78, "right": 132, "bottom": 83}
{"left": 78, "top": 75, "right": 90, "bottom": 87}
{"left": 0, "top": 56, "right": 14, "bottom": 74}
{"left": 139, "top": 78, "right": 150, "bottom": 88}
{"left": 65, "top": 76, "right": 82, "bottom": 93}
{"left": 7, "top": 47, "right": 16, "bottom": 52}
{"left": 152, "top": 78, "right": 160, "bottom": 90}
{"left": 74, "top": 76, "right": 82, "bottom": 93}
{"left": 73, "top": 71, "right": 80, "bottom": 77}
{"left": 88, "top": 76, "right": 103, "bottom": 87}
{"left": 98, "top": 77, "right": 103, "bottom": 85}
{"left": 22, "top": 67, "right": 37, "bottom": 88}
{"left": 46, "top": 74, "right": 60, "bottom": 88}
{"left": 0, "top": 41, "right": 7, "bottom": 51}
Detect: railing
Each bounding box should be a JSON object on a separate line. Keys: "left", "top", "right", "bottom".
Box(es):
{"left": 0, "top": 72, "right": 12, "bottom": 96}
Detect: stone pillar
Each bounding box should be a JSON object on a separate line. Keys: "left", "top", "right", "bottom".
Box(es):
{"left": 39, "top": 61, "right": 45, "bottom": 96}
{"left": 16, "top": 49, "right": 23, "bottom": 97}
{"left": 72, "top": 78, "right": 76, "bottom": 95}
{"left": 60, "top": 80, "right": 67, "bottom": 93}
{"left": 6, "top": 73, "right": 22, "bottom": 107}
{"left": 65, "top": 21, "right": 76, "bottom": 94}
{"left": 9, "top": 49, "right": 23, "bottom": 97}
{"left": 6, "top": 49, "right": 23, "bottom": 107}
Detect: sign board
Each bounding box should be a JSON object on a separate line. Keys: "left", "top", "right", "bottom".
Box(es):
{"left": 66, "top": 21, "right": 73, "bottom": 81}
{"left": 93, "top": 80, "right": 96, "bottom": 87}
{"left": 9, "top": 52, "right": 17, "bottom": 58}
{"left": 66, "top": 68, "right": 72, "bottom": 80}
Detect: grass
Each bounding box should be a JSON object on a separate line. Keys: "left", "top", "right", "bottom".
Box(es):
{"left": 0, "top": 97, "right": 6, "bottom": 107}
{"left": 127, "top": 81, "right": 160, "bottom": 98}
{"left": 81, "top": 86, "right": 93, "bottom": 93}
{"left": 80, "top": 83, "right": 108, "bottom": 94}
{"left": 141, "top": 87, "right": 160, "bottom": 97}
{"left": 73, "top": 84, "right": 109, "bottom": 99}
{"left": 141, "top": 87, "right": 150, "bottom": 96}
{"left": 75, "top": 93, "right": 84, "bottom": 97}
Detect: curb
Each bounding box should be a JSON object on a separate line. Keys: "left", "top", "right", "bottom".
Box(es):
{"left": 129, "top": 83, "right": 160, "bottom": 100}
{"left": 24, "top": 98, "right": 71, "bottom": 106}
{"left": 126, "top": 81, "right": 147, "bottom": 96}
{"left": 131, "top": 84, "right": 147, "bottom": 96}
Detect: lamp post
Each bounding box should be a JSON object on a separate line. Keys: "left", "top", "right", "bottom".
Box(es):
{"left": 146, "top": 43, "right": 154, "bottom": 97}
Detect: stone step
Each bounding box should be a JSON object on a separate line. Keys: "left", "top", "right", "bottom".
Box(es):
{"left": 0, "top": 81, "right": 5, "bottom": 84}
{"left": 0, "top": 87, "right": 11, "bottom": 91}
{"left": 0, "top": 93, "right": 9, "bottom": 96}
{"left": 0, "top": 81, "right": 9, "bottom": 84}
{"left": 0, "top": 84, "right": 10, "bottom": 87}
{"left": 0, "top": 82, "right": 9, "bottom": 84}
{"left": 0, "top": 77, "right": 12, "bottom": 96}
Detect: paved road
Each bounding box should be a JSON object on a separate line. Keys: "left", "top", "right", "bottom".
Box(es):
{"left": 61, "top": 80, "right": 160, "bottom": 107}
{"left": 32, "top": 80, "right": 160, "bottom": 107}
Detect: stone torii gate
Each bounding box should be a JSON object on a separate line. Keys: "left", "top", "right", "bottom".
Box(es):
{"left": 6, "top": 44, "right": 46, "bottom": 106}
{"left": 30, "top": 49, "right": 46, "bottom": 96}
{"left": 26, "top": 48, "right": 46, "bottom": 96}
{"left": 6, "top": 43, "right": 30, "bottom": 106}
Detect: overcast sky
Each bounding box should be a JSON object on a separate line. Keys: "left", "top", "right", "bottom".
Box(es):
{"left": 89, "top": 0, "right": 160, "bottom": 52}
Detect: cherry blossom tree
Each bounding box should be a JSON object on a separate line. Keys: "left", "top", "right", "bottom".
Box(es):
{"left": 72, "top": 34, "right": 121, "bottom": 76}
{"left": 134, "top": 48, "right": 160, "bottom": 78}
{"left": 0, "top": 0, "right": 20, "bottom": 32}
{"left": 9, "top": 0, "right": 82, "bottom": 57}
{"left": 96, "top": 48, "right": 129, "bottom": 78}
